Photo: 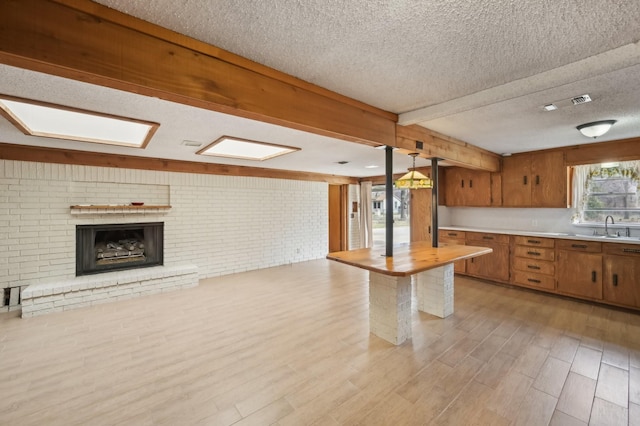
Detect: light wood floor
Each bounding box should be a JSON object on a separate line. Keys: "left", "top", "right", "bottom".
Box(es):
{"left": 1, "top": 259, "right": 639, "bottom": 426}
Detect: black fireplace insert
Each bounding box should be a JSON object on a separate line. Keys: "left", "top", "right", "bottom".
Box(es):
{"left": 76, "top": 222, "right": 164, "bottom": 276}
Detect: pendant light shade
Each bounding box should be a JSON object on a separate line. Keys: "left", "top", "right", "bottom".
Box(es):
{"left": 577, "top": 120, "right": 616, "bottom": 138}
{"left": 395, "top": 153, "right": 432, "bottom": 189}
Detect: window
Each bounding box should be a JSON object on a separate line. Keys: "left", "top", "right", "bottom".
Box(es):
{"left": 573, "top": 161, "right": 640, "bottom": 224}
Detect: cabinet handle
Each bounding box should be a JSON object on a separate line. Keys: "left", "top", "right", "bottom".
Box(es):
{"left": 461, "top": 180, "right": 464, "bottom": 188}
{"left": 592, "top": 271, "right": 597, "bottom": 282}
{"left": 613, "top": 274, "right": 618, "bottom": 287}
{"left": 527, "top": 265, "right": 541, "bottom": 270}
{"left": 527, "top": 251, "right": 540, "bottom": 256}
{"left": 471, "top": 258, "right": 474, "bottom": 263}
{"left": 571, "top": 244, "right": 587, "bottom": 249}
{"left": 523, "top": 176, "right": 528, "bottom": 185}
{"left": 448, "top": 232, "right": 457, "bottom": 237}
{"left": 482, "top": 236, "right": 494, "bottom": 240}
{"left": 527, "top": 278, "right": 541, "bottom": 284}
{"left": 536, "top": 175, "right": 540, "bottom": 185}
{"left": 623, "top": 248, "right": 640, "bottom": 254}
{"left": 470, "top": 179, "right": 473, "bottom": 188}
{"left": 527, "top": 239, "right": 541, "bottom": 244}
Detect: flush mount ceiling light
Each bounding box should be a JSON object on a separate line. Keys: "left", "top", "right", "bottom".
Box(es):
{"left": 197, "top": 136, "right": 299, "bottom": 161}
{"left": 543, "top": 104, "right": 558, "bottom": 111}
{"left": 0, "top": 95, "right": 158, "bottom": 148}
{"left": 576, "top": 120, "right": 616, "bottom": 138}
{"left": 395, "top": 153, "right": 432, "bottom": 189}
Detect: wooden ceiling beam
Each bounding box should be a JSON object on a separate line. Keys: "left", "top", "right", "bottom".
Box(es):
{"left": 0, "top": 0, "right": 396, "bottom": 147}
{"left": 0, "top": 143, "right": 359, "bottom": 185}
{"left": 395, "top": 124, "right": 501, "bottom": 172}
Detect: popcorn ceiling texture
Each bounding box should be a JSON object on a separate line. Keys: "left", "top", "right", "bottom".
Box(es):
{"left": 94, "top": 0, "right": 640, "bottom": 113}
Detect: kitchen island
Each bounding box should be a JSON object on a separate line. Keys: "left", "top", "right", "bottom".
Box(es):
{"left": 327, "top": 241, "right": 492, "bottom": 345}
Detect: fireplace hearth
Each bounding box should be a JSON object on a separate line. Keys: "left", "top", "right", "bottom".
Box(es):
{"left": 76, "top": 222, "right": 164, "bottom": 276}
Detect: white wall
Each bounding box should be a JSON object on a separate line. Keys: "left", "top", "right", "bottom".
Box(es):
{"left": 445, "top": 207, "right": 584, "bottom": 233}
{"left": 0, "top": 160, "right": 328, "bottom": 289}
{"left": 348, "top": 184, "right": 362, "bottom": 250}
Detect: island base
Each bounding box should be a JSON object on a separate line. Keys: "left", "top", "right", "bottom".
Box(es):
{"left": 368, "top": 263, "right": 454, "bottom": 345}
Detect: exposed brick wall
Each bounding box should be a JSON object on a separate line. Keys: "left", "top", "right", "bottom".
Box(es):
{"left": 0, "top": 160, "right": 328, "bottom": 293}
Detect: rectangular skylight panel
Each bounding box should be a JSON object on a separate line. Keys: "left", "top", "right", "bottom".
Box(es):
{"left": 198, "top": 136, "right": 299, "bottom": 161}
{"left": 0, "top": 96, "right": 158, "bottom": 148}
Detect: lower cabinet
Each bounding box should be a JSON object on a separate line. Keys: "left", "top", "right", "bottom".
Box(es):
{"left": 555, "top": 240, "right": 603, "bottom": 300}
{"left": 603, "top": 243, "right": 640, "bottom": 309}
{"left": 511, "top": 236, "right": 555, "bottom": 291}
{"left": 439, "top": 230, "right": 466, "bottom": 273}
{"left": 465, "top": 232, "right": 510, "bottom": 282}
{"left": 444, "top": 229, "right": 640, "bottom": 311}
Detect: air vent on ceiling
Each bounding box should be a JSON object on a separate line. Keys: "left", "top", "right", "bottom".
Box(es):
{"left": 181, "top": 140, "right": 203, "bottom": 147}
{"left": 571, "top": 94, "right": 592, "bottom": 105}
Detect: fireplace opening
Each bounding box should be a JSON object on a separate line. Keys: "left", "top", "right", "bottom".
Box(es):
{"left": 76, "top": 222, "right": 164, "bottom": 276}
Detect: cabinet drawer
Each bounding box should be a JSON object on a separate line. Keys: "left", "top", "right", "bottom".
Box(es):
{"left": 603, "top": 243, "right": 640, "bottom": 257}
{"left": 513, "top": 271, "right": 555, "bottom": 290}
{"left": 439, "top": 238, "right": 465, "bottom": 247}
{"left": 557, "top": 240, "right": 602, "bottom": 253}
{"left": 512, "top": 257, "right": 555, "bottom": 276}
{"left": 513, "top": 246, "right": 555, "bottom": 261}
{"left": 441, "top": 230, "right": 466, "bottom": 239}
{"left": 466, "top": 232, "right": 509, "bottom": 244}
{"left": 513, "top": 236, "right": 554, "bottom": 248}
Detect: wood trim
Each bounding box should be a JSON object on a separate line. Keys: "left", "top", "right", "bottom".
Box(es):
{"left": 564, "top": 136, "right": 640, "bottom": 165}
{"left": 0, "top": 143, "right": 359, "bottom": 184}
{"left": 0, "top": 93, "right": 159, "bottom": 149}
{"left": 0, "top": 0, "right": 396, "bottom": 147}
{"left": 395, "top": 124, "right": 501, "bottom": 172}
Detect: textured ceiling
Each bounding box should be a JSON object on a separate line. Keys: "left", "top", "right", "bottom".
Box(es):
{"left": 2, "top": 0, "right": 640, "bottom": 176}
{"left": 94, "top": 0, "right": 640, "bottom": 111}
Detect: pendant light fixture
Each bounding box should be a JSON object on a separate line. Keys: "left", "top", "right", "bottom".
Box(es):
{"left": 394, "top": 153, "right": 432, "bottom": 189}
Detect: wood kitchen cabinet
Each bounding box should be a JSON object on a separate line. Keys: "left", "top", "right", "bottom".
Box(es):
{"left": 603, "top": 243, "right": 640, "bottom": 308}
{"left": 502, "top": 151, "right": 567, "bottom": 207}
{"left": 556, "top": 240, "right": 603, "bottom": 300}
{"left": 465, "top": 232, "right": 510, "bottom": 282}
{"left": 410, "top": 187, "right": 431, "bottom": 243}
{"left": 439, "top": 230, "right": 466, "bottom": 273}
{"left": 443, "top": 167, "right": 492, "bottom": 207}
{"left": 511, "top": 236, "right": 555, "bottom": 291}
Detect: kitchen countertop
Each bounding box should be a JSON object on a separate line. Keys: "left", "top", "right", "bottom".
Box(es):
{"left": 439, "top": 226, "right": 640, "bottom": 245}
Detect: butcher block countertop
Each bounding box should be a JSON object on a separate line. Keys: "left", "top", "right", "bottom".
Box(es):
{"left": 327, "top": 241, "right": 492, "bottom": 277}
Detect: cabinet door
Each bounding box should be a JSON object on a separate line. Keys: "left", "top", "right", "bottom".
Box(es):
{"left": 502, "top": 155, "right": 531, "bottom": 207}
{"left": 410, "top": 188, "right": 431, "bottom": 242}
{"left": 531, "top": 151, "right": 567, "bottom": 207}
{"left": 464, "top": 169, "right": 491, "bottom": 207}
{"left": 439, "top": 236, "right": 466, "bottom": 273}
{"left": 466, "top": 241, "right": 510, "bottom": 282}
{"left": 557, "top": 250, "right": 603, "bottom": 299}
{"left": 604, "top": 255, "right": 640, "bottom": 308}
{"left": 444, "top": 167, "right": 465, "bottom": 206}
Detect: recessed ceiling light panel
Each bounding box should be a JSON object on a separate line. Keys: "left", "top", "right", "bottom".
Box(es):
{"left": 197, "top": 136, "right": 299, "bottom": 161}
{"left": 543, "top": 104, "right": 557, "bottom": 111}
{"left": 0, "top": 95, "right": 158, "bottom": 148}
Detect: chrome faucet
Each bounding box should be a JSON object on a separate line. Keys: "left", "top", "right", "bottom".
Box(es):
{"left": 605, "top": 215, "right": 614, "bottom": 236}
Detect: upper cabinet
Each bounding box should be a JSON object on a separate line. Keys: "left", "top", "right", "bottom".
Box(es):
{"left": 502, "top": 151, "right": 568, "bottom": 208}
{"left": 443, "top": 167, "right": 496, "bottom": 207}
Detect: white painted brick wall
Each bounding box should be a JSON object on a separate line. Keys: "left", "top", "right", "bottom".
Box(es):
{"left": 0, "top": 160, "right": 329, "bottom": 293}
{"left": 415, "top": 264, "right": 454, "bottom": 318}
{"left": 368, "top": 271, "right": 412, "bottom": 345}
